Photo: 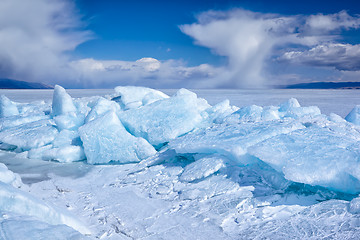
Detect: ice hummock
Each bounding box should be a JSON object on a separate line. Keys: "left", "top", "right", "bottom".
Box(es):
{"left": 0, "top": 95, "right": 19, "bottom": 118}
{"left": 0, "top": 120, "right": 58, "bottom": 151}
{"left": 1, "top": 85, "right": 360, "bottom": 238}
{"left": 112, "top": 85, "right": 169, "bottom": 110}
{"left": 248, "top": 125, "right": 360, "bottom": 194}
{"left": 0, "top": 85, "right": 359, "bottom": 193}
{"left": 79, "top": 111, "right": 156, "bottom": 164}
{"left": 51, "top": 85, "right": 77, "bottom": 116}
{"left": 345, "top": 105, "right": 360, "bottom": 125}
{"left": 119, "top": 88, "right": 209, "bottom": 146}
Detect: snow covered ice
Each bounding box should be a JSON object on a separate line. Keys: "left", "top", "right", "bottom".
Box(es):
{"left": 0, "top": 86, "right": 360, "bottom": 239}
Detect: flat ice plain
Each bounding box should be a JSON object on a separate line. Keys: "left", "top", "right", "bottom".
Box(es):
{"left": 0, "top": 87, "right": 360, "bottom": 239}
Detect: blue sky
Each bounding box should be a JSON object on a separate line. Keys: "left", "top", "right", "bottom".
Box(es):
{"left": 0, "top": 0, "right": 360, "bottom": 88}
{"left": 74, "top": 0, "right": 360, "bottom": 66}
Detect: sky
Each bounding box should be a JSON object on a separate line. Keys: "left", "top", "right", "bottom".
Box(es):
{"left": 0, "top": 0, "right": 360, "bottom": 88}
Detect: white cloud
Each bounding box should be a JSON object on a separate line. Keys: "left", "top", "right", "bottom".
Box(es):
{"left": 0, "top": 0, "right": 91, "bottom": 83}
{"left": 180, "top": 9, "right": 360, "bottom": 88}
{"left": 1, "top": 1, "right": 360, "bottom": 89}
{"left": 69, "top": 58, "right": 225, "bottom": 88}
{"left": 181, "top": 10, "right": 286, "bottom": 88}
{"left": 281, "top": 43, "right": 360, "bottom": 71}
{"left": 338, "top": 70, "right": 360, "bottom": 82}
{"left": 303, "top": 11, "right": 360, "bottom": 34}
{"left": 0, "top": 0, "right": 225, "bottom": 88}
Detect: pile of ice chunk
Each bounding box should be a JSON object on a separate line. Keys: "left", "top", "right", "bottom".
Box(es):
{"left": 112, "top": 85, "right": 169, "bottom": 109}
{"left": 1, "top": 85, "right": 360, "bottom": 195}
{"left": 79, "top": 111, "right": 156, "bottom": 164}
{"left": 119, "top": 88, "right": 210, "bottom": 146}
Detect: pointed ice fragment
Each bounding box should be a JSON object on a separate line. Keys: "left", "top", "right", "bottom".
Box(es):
{"left": 0, "top": 95, "right": 19, "bottom": 118}
{"left": 279, "top": 98, "right": 300, "bottom": 112}
{"left": 345, "top": 105, "right": 360, "bottom": 125}
{"left": 51, "top": 85, "right": 76, "bottom": 116}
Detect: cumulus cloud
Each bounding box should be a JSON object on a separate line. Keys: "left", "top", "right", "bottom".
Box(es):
{"left": 303, "top": 11, "right": 360, "bottom": 34}
{"left": 70, "top": 58, "right": 225, "bottom": 88}
{"left": 181, "top": 10, "right": 289, "bottom": 88}
{"left": 1, "top": 0, "right": 360, "bottom": 89}
{"left": 281, "top": 43, "right": 360, "bottom": 71}
{"left": 0, "top": 0, "right": 225, "bottom": 88}
{"left": 0, "top": 0, "right": 91, "bottom": 83}
{"left": 180, "top": 9, "right": 360, "bottom": 88}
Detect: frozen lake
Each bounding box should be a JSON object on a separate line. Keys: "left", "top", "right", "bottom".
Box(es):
{"left": 1, "top": 86, "right": 360, "bottom": 239}
{"left": 0, "top": 88, "right": 359, "bottom": 117}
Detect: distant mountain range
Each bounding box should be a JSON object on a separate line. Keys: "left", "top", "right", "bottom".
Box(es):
{"left": 1, "top": 78, "right": 360, "bottom": 90}
{"left": 284, "top": 82, "right": 360, "bottom": 89}
{"left": 0, "top": 78, "right": 53, "bottom": 89}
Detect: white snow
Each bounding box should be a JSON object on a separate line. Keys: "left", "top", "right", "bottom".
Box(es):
{"left": 179, "top": 155, "right": 226, "bottom": 182}
{"left": 0, "top": 181, "right": 90, "bottom": 235}
{"left": 0, "top": 85, "right": 360, "bottom": 239}
{"left": 0, "top": 216, "right": 87, "bottom": 240}
{"left": 0, "top": 163, "right": 22, "bottom": 188}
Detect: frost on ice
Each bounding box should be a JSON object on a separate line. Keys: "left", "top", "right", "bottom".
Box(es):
{"left": 1, "top": 85, "right": 360, "bottom": 238}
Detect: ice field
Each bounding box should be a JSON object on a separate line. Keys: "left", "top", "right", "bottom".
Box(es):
{"left": 0, "top": 86, "right": 360, "bottom": 239}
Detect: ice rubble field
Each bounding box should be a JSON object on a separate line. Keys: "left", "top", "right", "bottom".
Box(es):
{"left": 0, "top": 86, "right": 360, "bottom": 239}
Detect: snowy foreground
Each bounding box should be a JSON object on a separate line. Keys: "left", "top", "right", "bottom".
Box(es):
{"left": 0, "top": 86, "right": 360, "bottom": 239}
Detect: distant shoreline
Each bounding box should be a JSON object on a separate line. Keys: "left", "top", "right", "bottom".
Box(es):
{"left": 0, "top": 78, "right": 53, "bottom": 89}
{"left": 2, "top": 78, "right": 360, "bottom": 90}
{"left": 280, "top": 81, "right": 360, "bottom": 89}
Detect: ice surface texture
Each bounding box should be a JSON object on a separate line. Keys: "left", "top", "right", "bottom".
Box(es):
{"left": 0, "top": 95, "right": 19, "bottom": 118}
{"left": 119, "top": 88, "right": 209, "bottom": 146}
{"left": 0, "top": 85, "right": 360, "bottom": 193}
{"left": 112, "top": 85, "right": 169, "bottom": 110}
{"left": 79, "top": 111, "right": 156, "bottom": 164}
{"left": 1, "top": 86, "right": 360, "bottom": 238}
{"left": 346, "top": 105, "right": 360, "bottom": 125}
{"left": 51, "top": 85, "right": 77, "bottom": 116}
{"left": 0, "top": 163, "right": 89, "bottom": 238}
